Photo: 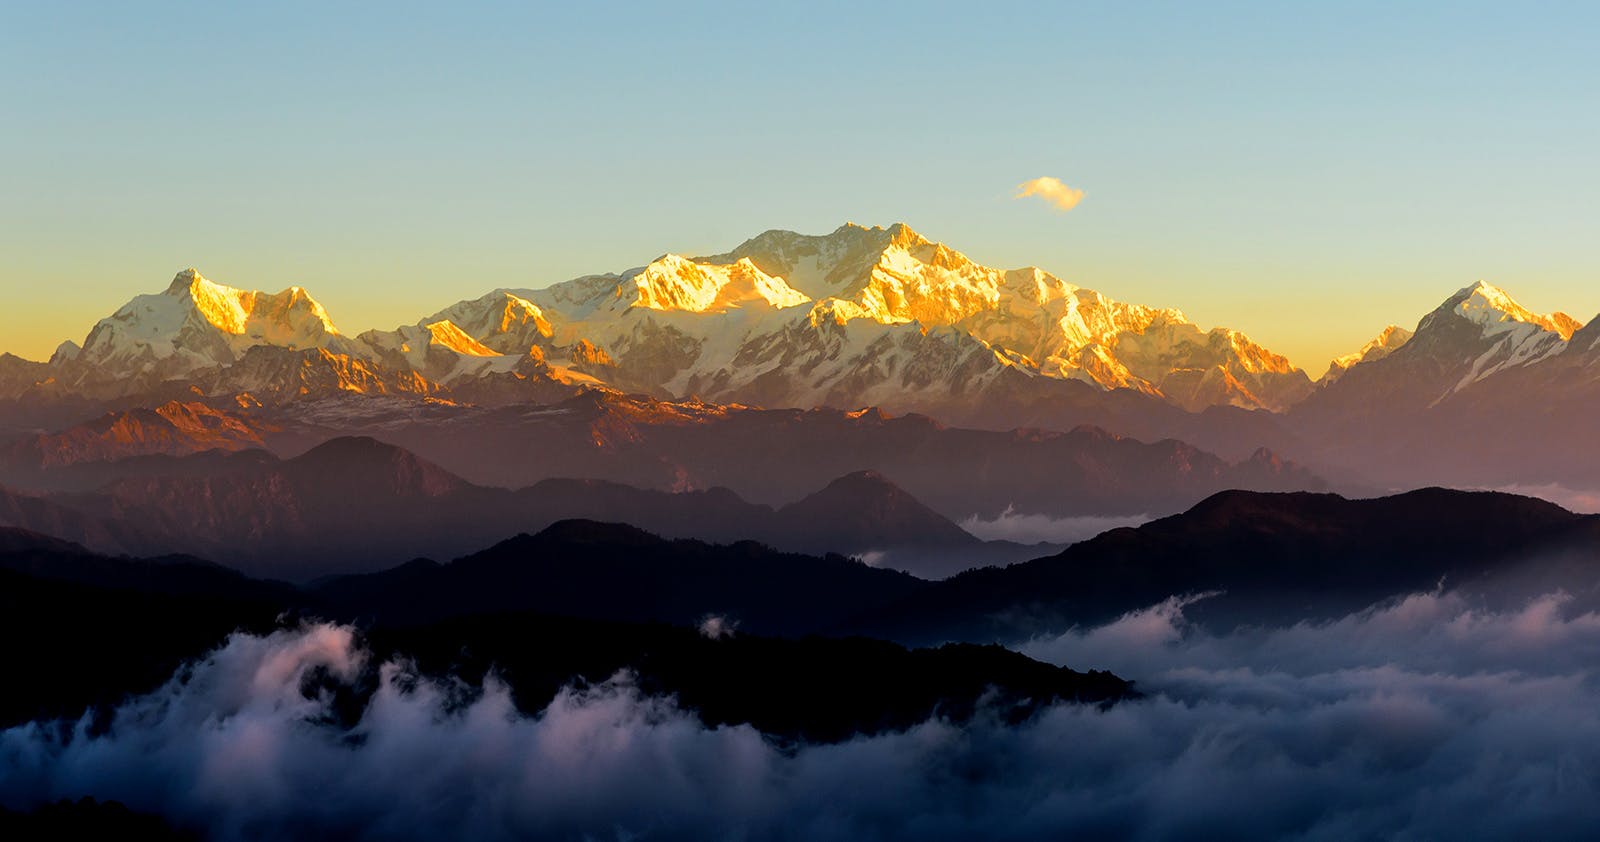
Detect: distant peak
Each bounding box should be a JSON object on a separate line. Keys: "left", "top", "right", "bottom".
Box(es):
{"left": 830, "top": 469, "right": 894, "bottom": 486}
{"left": 50, "top": 339, "right": 81, "bottom": 364}
{"left": 293, "top": 435, "right": 429, "bottom": 470}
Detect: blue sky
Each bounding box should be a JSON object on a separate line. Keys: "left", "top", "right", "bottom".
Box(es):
{"left": 2, "top": 1, "right": 1596, "bottom": 369}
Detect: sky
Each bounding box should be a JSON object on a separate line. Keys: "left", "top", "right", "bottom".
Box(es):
{"left": 2, "top": 1, "right": 1596, "bottom": 371}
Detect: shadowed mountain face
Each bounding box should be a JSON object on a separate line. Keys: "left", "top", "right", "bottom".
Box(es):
{"left": 296, "top": 393, "right": 1325, "bottom": 517}
{"left": 0, "top": 437, "right": 1040, "bottom": 580}
{"left": 0, "top": 389, "right": 1332, "bottom": 581}
{"left": 0, "top": 391, "right": 1326, "bottom": 516}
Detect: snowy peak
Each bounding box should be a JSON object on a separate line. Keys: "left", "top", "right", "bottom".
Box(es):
{"left": 1447, "top": 281, "right": 1581, "bottom": 340}
{"left": 1320, "top": 281, "right": 1587, "bottom": 402}
{"left": 706, "top": 222, "right": 994, "bottom": 324}
{"left": 703, "top": 222, "right": 930, "bottom": 300}
{"left": 625, "top": 255, "right": 810, "bottom": 314}
{"left": 425, "top": 291, "right": 553, "bottom": 355}
{"left": 1322, "top": 325, "right": 1412, "bottom": 383}
{"left": 73, "top": 268, "right": 358, "bottom": 389}
{"left": 164, "top": 268, "right": 340, "bottom": 340}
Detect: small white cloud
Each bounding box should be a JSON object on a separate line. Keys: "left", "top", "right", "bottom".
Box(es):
{"left": 1014, "top": 176, "right": 1085, "bottom": 211}
{"left": 697, "top": 614, "right": 739, "bottom": 640}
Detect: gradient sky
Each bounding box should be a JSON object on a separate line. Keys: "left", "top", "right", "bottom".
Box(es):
{"left": 3, "top": 1, "right": 1596, "bottom": 372}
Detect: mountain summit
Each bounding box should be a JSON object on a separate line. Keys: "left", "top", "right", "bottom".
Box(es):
{"left": 1450, "top": 281, "right": 1580, "bottom": 340}
{"left": 60, "top": 269, "right": 365, "bottom": 394}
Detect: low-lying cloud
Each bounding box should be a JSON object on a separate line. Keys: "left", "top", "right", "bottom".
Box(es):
{"left": 6, "top": 587, "right": 1600, "bottom": 840}
{"left": 959, "top": 506, "right": 1150, "bottom": 544}
{"left": 1014, "top": 176, "right": 1085, "bottom": 211}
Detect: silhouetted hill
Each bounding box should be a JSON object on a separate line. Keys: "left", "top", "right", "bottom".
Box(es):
{"left": 372, "top": 613, "right": 1130, "bottom": 744}
{"left": 772, "top": 470, "right": 979, "bottom": 552}
{"left": 0, "top": 535, "right": 1129, "bottom": 742}
{"left": 315, "top": 519, "right": 928, "bottom": 635}
{"left": 862, "top": 488, "right": 1597, "bottom": 643}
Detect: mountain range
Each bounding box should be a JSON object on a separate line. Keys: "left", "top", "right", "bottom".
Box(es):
{"left": 2, "top": 220, "right": 1597, "bottom": 518}
{"left": 17, "top": 225, "right": 1319, "bottom": 413}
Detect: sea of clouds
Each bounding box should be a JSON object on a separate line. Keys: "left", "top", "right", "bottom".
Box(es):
{"left": 5, "top": 586, "right": 1600, "bottom": 840}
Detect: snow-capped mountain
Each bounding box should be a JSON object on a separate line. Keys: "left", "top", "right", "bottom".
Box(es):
{"left": 1303, "top": 281, "right": 1581, "bottom": 416}
{"left": 52, "top": 269, "right": 371, "bottom": 397}
{"left": 1286, "top": 281, "right": 1596, "bottom": 486}
{"left": 433, "top": 223, "right": 1314, "bottom": 413}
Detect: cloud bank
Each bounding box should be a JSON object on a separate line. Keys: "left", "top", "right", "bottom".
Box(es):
{"left": 5, "top": 589, "right": 1600, "bottom": 840}
{"left": 1014, "top": 176, "right": 1085, "bottom": 211}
